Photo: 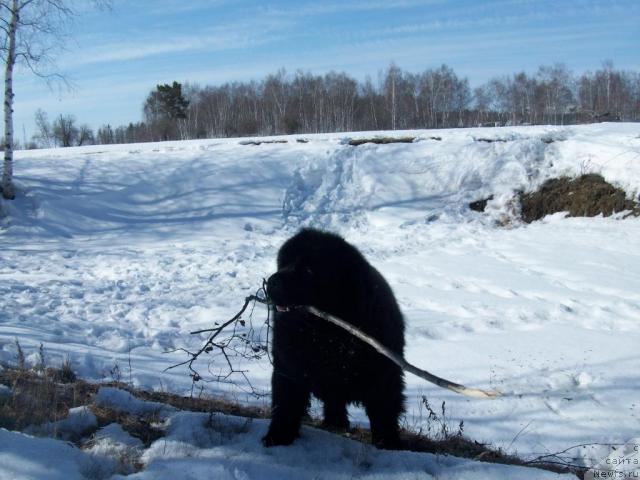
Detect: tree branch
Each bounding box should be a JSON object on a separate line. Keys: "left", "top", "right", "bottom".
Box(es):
{"left": 165, "top": 289, "right": 271, "bottom": 398}
{"left": 303, "top": 305, "right": 501, "bottom": 399}
{"left": 168, "top": 288, "right": 500, "bottom": 400}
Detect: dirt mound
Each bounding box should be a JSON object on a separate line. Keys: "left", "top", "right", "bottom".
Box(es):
{"left": 469, "top": 195, "right": 494, "bottom": 212}
{"left": 519, "top": 174, "right": 638, "bottom": 223}
{"left": 348, "top": 136, "right": 415, "bottom": 146}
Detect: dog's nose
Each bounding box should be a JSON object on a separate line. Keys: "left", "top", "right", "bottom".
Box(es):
{"left": 266, "top": 273, "right": 284, "bottom": 300}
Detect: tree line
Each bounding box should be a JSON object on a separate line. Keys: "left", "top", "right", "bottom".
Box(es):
{"left": 28, "top": 61, "right": 640, "bottom": 148}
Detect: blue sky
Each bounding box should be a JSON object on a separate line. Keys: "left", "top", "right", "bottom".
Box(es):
{"left": 13, "top": 0, "right": 640, "bottom": 140}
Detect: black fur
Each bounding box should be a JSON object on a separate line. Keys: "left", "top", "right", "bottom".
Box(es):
{"left": 263, "top": 228, "right": 405, "bottom": 449}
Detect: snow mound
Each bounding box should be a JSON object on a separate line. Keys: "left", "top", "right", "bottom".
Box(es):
{"left": 129, "top": 410, "right": 571, "bottom": 480}
{"left": 25, "top": 406, "right": 97, "bottom": 441}
{"left": 0, "top": 429, "right": 109, "bottom": 480}
{"left": 95, "top": 387, "right": 176, "bottom": 417}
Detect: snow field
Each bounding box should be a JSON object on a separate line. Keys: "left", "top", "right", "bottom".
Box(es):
{"left": 1, "top": 123, "right": 639, "bottom": 478}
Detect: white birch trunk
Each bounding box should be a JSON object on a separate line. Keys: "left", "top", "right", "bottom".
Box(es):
{"left": 2, "top": 0, "right": 18, "bottom": 199}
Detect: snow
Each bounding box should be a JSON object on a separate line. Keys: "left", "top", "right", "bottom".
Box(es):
{"left": 84, "top": 423, "right": 144, "bottom": 476}
{"left": 1, "top": 123, "right": 640, "bottom": 478}
{"left": 25, "top": 406, "right": 98, "bottom": 440}
{"left": 127, "top": 411, "right": 566, "bottom": 480}
{"left": 0, "top": 383, "right": 11, "bottom": 401}
{"left": 0, "top": 429, "right": 108, "bottom": 480}
{"left": 1, "top": 390, "right": 574, "bottom": 480}
{"left": 95, "top": 387, "right": 176, "bottom": 417}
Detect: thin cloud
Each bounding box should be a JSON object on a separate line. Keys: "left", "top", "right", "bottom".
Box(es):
{"left": 327, "top": 1, "right": 640, "bottom": 45}
{"left": 61, "top": 18, "right": 291, "bottom": 68}
{"left": 112, "top": 0, "right": 234, "bottom": 16}
{"left": 258, "top": 0, "right": 448, "bottom": 18}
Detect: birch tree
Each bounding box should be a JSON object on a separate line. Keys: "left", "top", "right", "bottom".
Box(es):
{"left": 383, "top": 63, "right": 402, "bottom": 130}
{"left": 0, "top": 0, "right": 107, "bottom": 199}
{"left": 33, "top": 108, "right": 53, "bottom": 147}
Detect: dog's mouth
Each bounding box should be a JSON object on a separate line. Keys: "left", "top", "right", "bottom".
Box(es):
{"left": 275, "top": 305, "right": 290, "bottom": 313}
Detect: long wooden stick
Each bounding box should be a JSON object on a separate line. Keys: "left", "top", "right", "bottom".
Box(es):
{"left": 305, "top": 306, "right": 501, "bottom": 399}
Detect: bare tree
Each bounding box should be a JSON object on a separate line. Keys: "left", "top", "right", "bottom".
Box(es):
{"left": 383, "top": 63, "right": 402, "bottom": 130}
{"left": 0, "top": 0, "right": 108, "bottom": 199}
{"left": 33, "top": 108, "right": 53, "bottom": 147}
{"left": 536, "top": 63, "right": 575, "bottom": 125}
{"left": 76, "top": 123, "right": 93, "bottom": 146}
{"left": 360, "top": 75, "right": 380, "bottom": 130}
{"left": 52, "top": 113, "right": 77, "bottom": 147}
{"left": 96, "top": 124, "right": 115, "bottom": 144}
{"left": 262, "top": 69, "right": 290, "bottom": 135}
{"left": 473, "top": 86, "right": 491, "bottom": 126}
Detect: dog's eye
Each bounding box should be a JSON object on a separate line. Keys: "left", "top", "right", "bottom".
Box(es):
{"left": 304, "top": 267, "right": 314, "bottom": 276}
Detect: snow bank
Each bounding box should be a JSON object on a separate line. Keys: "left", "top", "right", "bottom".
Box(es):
{"left": 95, "top": 387, "right": 176, "bottom": 417}
{"left": 109, "top": 393, "right": 573, "bottom": 480}
{"left": 26, "top": 406, "right": 97, "bottom": 440}
{"left": 0, "top": 429, "right": 109, "bottom": 480}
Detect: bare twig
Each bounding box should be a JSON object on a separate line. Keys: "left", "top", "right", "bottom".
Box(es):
{"left": 524, "top": 442, "right": 623, "bottom": 467}
{"left": 165, "top": 290, "right": 270, "bottom": 397}
{"left": 507, "top": 420, "right": 532, "bottom": 451}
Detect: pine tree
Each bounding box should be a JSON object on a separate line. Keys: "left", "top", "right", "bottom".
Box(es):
{"left": 143, "top": 81, "right": 189, "bottom": 141}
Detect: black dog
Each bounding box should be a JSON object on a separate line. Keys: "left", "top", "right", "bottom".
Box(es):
{"left": 263, "top": 228, "right": 405, "bottom": 449}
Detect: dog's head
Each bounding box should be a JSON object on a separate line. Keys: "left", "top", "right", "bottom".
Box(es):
{"left": 266, "top": 229, "right": 361, "bottom": 313}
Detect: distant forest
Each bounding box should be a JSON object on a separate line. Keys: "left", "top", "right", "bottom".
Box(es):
{"left": 29, "top": 61, "right": 640, "bottom": 147}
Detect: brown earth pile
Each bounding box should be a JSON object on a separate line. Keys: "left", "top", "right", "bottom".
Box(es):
{"left": 519, "top": 174, "right": 638, "bottom": 223}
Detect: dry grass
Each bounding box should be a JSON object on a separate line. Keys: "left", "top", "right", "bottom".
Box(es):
{"left": 0, "top": 365, "right": 95, "bottom": 432}
{"left": 469, "top": 195, "right": 494, "bottom": 212}
{"left": 0, "top": 361, "right": 267, "bottom": 442}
